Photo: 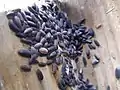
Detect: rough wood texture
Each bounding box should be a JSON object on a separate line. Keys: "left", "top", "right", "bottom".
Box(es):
{"left": 0, "top": 13, "right": 59, "bottom": 90}
{"left": 60, "top": 0, "right": 120, "bottom": 90}
{"left": 0, "top": 0, "right": 120, "bottom": 90}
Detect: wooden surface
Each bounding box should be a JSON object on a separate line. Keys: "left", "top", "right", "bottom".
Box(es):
{"left": 60, "top": 0, "right": 120, "bottom": 90}
{"left": 1, "top": 0, "right": 120, "bottom": 90}
{"left": 0, "top": 13, "right": 59, "bottom": 90}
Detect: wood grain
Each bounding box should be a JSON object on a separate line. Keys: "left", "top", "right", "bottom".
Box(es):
{"left": 60, "top": 0, "right": 120, "bottom": 90}
{"left": 1, "top": 0, "right": 120, "bottom": 89}
{"left": 0, "top": 12, "right": 59, "bottom": 90}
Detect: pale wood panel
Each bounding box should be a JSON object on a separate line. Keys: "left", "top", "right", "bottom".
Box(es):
{"left": 0, "top": 12, "right": 59, "bottom": 90}
{"left": 1, "top": 0, "right": 120, "bottom": 90}
{"left": 60, "top": 0, "right": 120, "bottom": 90}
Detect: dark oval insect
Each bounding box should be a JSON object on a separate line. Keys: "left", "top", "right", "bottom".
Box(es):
{"left": 61, "top": 63, "right": 66, "bottom": 74}
{"left": 24, "top": 27, "right": 33, "bottom": 34}
{"left": 29, "top": 54, "right": 39, "bottom": 65}
{"left": 20, "top": 11, "right": 28, "bottom": 21}
{"left": 46, "top": 60, "right": 53, "bottom": 65}
{"left": 69, "top": 64, "right": 73, "bottom": 69}
{"left": 59, "top": 42, "right": 66, "bottom": 49}
{"left": 82, "top": 56, "right": 87, "bottom": 67}
{"left": 47, "top": 51, "right": 57, "bottom": 59}
{"left": 78, "top": 18, "right": 86, "bottom": 25}
{"left": 64, "top": 58, "right": 69, "bottom": 63}
{"left": 94, "top": 54, "right": 100, "bottom": 61}
{"left": 41, "top": 5, "right": 47, "bottom": 11}
{"left": 107, "top": 85, "right": 110, "bottom": 90}
{"left": 86, "top": 82, "right": 94, "bottom": 88}
{"left": 6, "top": 11, "right": 15, "bottom": 19}
{"left": 20, "top": 38, "right": 33, "bottom": 45}
{"left": 31, "top": 14, "right": 39, "bottom": 23}
{"left": 38, "top": 62, "right": 46, "bottom": 67}
{"left": 75, "top": 57, "right": 79, "bottom": 63}
{"left": 35, "top": 32, "right": 41, "bottom": 41}
{"left": 39, "top": 47, "right": 48, "bottom": 54}
{"left": 58, "top": 80, "right": 67, "bottom": 90}
{"left": 18, "top": 49, "right": 31, "bottom": 57}
{"left": 20, "top": 64, "right": 31, "bottom": 72}
{"left": 55, "top": 57, "right": 63, "bottom": 65}
{"left": 61, "top": 50, "right": 69, "bottom": 57}
{"left": 26, "top": 15, "right": 33, "bottom": 21}
{"left": 88, "top": 44, "right": 96, "bottom": 50}
{"left": 13, "top": 15, "right": 22, "bottom": 29}
{"left": 34, "top": 14, "right": 43, "bottom": 23}
{"left": 44, "top": 27, "right": 51, "bottom": 33}
{"left": 30, "top": 46, "right": 38, "bottom": 54}
{"left": 28, "top": 6, "right": 38, "bottom": 14}
{"left": 86, "top": 50, "right": 91, "bottom": 59}
{"left": 47, "top": 46, "right": 58, "bottom": 53}
{"left": 27, "top": 20, "right": 37, "bottom": 27}
{"left": 88, "top": 86, "right": 96, "bottom": 90}
{"left": 86, "top": 28, "right": 95, "bottom": 38}
{"left": 94, "top": 39, "right": 100, "bottom": 47}
{"left": 46, "top": 32, "right": 52, "bottom": 40}
{"left": 115, "top": 66, "right": 120, "bottom": 79}
{"left": 70, "top": 79, "right": 76, "bottom": 87}
{"left": 15, "top": 32, "right": 25, "bottom": 38}
{"left": 76, "top": 51, "right": 82, "bottom": 56}
{"left": 39, "top": 30, "right": 46, "bottom": 36}
{"left": 63, "top": 35, "right": 70, "bottom": 41}
{"left": 21, "top": 21, "right": 29, "bottom": 31}
{"left": 44, "top": 42, "right": 53, "bottom": 48}
{"left": 52, "top": 63, "right": 58, "bottom": 74}
{"left": 64, "top": 77, "right": 71, "bottom": 86}
{"left": 53, "top": 33, "right": 58, "bottom": 39}
{"left": 92, "top": 59, "right": 99, "bottom": 66}
{"left": 41, "top": 15, "right": 48, "bottom": 22}
{"left": 34, "top": 43, "right": 43, "bottom": 49}
{"left": 36, "top": 69, "right": 44, "bottom": 81}
{"left": 17, "top": 12, "right": 25, "bottom": 22}
{"left": 40, "top": 38, "right": 47, "bottom": 45}
{"left": 24, "top": 10, "right": 31, "bottom": 16}
{"left": 32, "top": 3, "right": 39, "bottom": 12}
{"left": 62, "top": 31, "right": 67, "bottom": 35}
{"left": 54, "top": 39, "right": 59, "bottom": 47}
{"left": 78, "top": 73, "right": 83, "bottom": 81}
{"left": 51, "top": 30, "right": 57, "bottom": 35}
{"left": 31, "top": 30, "right": 38, "bottom": 36}
{"left": 41, "top": 22, "right": 46, "bottom": 29}
{"left": 8, "top": 19, "right": 20, "bottom": 33}
{"left": 84, "top": 39, "right": 92, "bottom": 44}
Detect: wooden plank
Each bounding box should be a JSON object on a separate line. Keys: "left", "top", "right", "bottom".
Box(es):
{"left": 60, "top": 0, "right": 120, "bottom": 90}
{"left": 1, "top": 0, "right": 120, "bottom": 90}
{"left": 96, "top": 0, "right": 120, "bottom": 90}
{"left": 84, "top": 0, "right": 120, "bottom": 89}
{"left": 60, "top": 0, "right": 97, "bottom": 86}
{"left": 0, "top": 12, "right": 59, "bottom": 90}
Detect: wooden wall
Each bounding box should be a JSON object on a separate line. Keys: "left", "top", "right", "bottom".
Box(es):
{"left": 60, "top": 0, "right": 120, "bottom": 90}
{"left": 0, "top": 0, "right": 120, "bottom": 90}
